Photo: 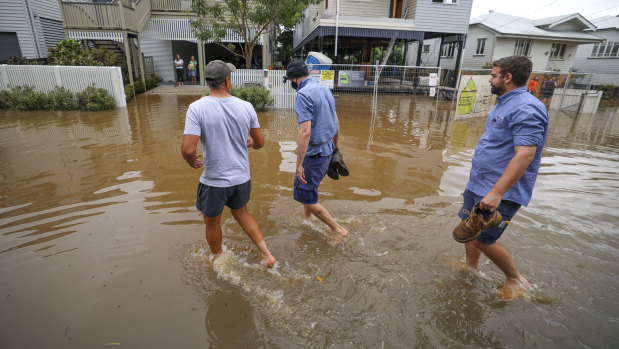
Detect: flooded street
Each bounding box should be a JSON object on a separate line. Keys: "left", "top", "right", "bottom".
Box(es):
{"left": 1, "top": 93, "right": 618, "bottom": 348}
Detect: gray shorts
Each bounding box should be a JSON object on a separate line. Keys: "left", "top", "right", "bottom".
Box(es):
{"left": 196, "top": 180, "right": 251, "bottom": 217}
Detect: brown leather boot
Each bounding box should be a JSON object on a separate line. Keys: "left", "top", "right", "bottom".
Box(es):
{"left": 452, "top": 204, "right": 502, "bottom": 243}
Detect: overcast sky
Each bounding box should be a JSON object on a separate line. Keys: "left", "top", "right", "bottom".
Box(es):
{"left": 469, "top": 0, "right": 619, "bottom": 20}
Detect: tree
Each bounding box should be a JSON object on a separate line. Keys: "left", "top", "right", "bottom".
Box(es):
{"left": 190, "top": 0, "right": 318, "bottom": 68}
{"left": 274, "top": 29, "right": 294, "bottom": 67}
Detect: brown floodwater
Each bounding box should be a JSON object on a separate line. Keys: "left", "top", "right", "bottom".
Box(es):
{"left": 1, "top": 93, "right": 618, "bottom": 348}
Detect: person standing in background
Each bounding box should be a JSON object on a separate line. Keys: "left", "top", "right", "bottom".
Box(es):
{"left": 174, "top": 54, "right": 184, "bottom": 87}
{"left": 188, "top": 56, "right": 198, "bottom": 85}
{"left": 541, "top": 77, "right": 556, "bottom": 108}
{"left": 527, "top": 76, "right": 539, "bottom": 95}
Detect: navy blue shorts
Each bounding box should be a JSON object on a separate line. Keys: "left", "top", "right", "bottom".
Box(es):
{"left": 293, "top": 155, "right": 330, "bottom": 205}
{"left": 196, "top": 180, "right": 251, "bottom": 217}
{"left": 457, "top": 189, "right": 521, "bottom": 245}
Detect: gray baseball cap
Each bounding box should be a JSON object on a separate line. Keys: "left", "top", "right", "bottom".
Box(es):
{"left": 204, "top": 60, "right": 236, "bottom": 82}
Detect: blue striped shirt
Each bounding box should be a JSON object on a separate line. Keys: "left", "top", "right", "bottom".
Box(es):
{"left": 466, "top": 87, "right": 549, "bottom": 206}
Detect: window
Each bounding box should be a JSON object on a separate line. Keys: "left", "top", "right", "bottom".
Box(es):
{"left": 475, "top": 38, "right": 486, "bottom": 55}
{"left": 589, "top": 41, "right": 619, "bottom": 58}
{"left": 423, "top": 44, "right": 430, "bottom": 53}
{"left": 432, "top": 0, "right": 458, "bottom": 3}
{"left": 514, "top": 39, "right": 531, "bottom": 56}
{"left": 549, "top": 43, "right": 566, "bottom": 60}
{"left": 441, "top": 42, "right": 456, "bottom": 57}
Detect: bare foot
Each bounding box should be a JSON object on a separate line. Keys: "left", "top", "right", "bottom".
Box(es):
{"left": 333, "top": 225, "right": 348, "bottom": 237}
{"left": 260, "top": 252, "right": 276, "bottom": 268}
{"left": 497, "top": 278, "right": 530, "bottom": 300}
{"left": 444, "top": 259, "right": 471, "bottom": 271}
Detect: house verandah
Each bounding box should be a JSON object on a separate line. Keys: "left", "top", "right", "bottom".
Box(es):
{"left": 59, "top": 0, "right": 272, "bottom": 85}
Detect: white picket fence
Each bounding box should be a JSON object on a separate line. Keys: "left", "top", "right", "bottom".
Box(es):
{"left": 0, "top": 65, "right": 126, "bottom": 108}
{"left": 230, "top": 65, "right": 440, "bottom": 109}
{"left": 231, "top": 69, "right": 296, "bottom": 109}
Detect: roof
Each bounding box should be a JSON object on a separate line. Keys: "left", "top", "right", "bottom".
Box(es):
{"left": 590, "top": 16, "right": 619, "bottom": 30}
{"left": 470, "top": 11, "right": 602, "bottom": 42}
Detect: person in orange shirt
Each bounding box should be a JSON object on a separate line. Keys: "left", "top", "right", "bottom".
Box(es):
{"left": 527, "top": 76, "right": 539, "bottom": 94}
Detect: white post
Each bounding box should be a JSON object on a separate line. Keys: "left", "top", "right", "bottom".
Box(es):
{"left": 334, "top": 0, "right": 340, "bottom": 56}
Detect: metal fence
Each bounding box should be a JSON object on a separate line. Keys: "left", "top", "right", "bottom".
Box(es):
{"left": 0, "top": 65, "right": 127, "bottom": 108}
{"left": 230, "top": 65, "right": 441, "bottom": 110}
{"left": 453, "top": 69, "right": 602, "bottom": 118}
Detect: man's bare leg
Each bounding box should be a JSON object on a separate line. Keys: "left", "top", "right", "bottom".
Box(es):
{"left": 465, "top": 241, "right": 482, "bottom": 270}
{"left": 204, "top": 214, "right": 223, "bottom": 255}
{"left": 471, "top": 240, "right": 530, "bottom": 290}
{"left": 303, "top": 203, "right": 348, "bottom": 237}
{"left": 230, "top": 205, "right": 276, "bottom": 267}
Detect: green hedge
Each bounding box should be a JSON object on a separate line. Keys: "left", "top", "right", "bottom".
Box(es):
{"left": 0, "top": 85, "right": 48, "bottom": 111}
{"left": 229, "top": 85, "right": 273, "bottom": 111}
{"left": 47, "top": 86, "right": 78, "bottom": 110}
{"left": 0, "top": 85, "right": 115, "bottom": 111}
{"left": 77, "top": 85, "right": 115, "bottom": 111}
{"left": 596, "top": 84, "right": 619, "bottom": 100}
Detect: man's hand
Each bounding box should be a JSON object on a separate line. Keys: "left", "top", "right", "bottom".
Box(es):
{"left": 479, "top": 190, "right": 502, "bottom": 212}
{"left": 479, "top": 145, "right": 537, "bottom": 212}
{"left": 188, "top": 153, "right": 203, "bottom": 169}
{"left": 246, "top": 137, "right": 253, "bottom": 149}
{"left": 296, "top": 165, "right": 307, "bottom": 184}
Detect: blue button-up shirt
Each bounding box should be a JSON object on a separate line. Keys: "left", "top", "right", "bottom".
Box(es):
{"left": 466, "top": 86, "right": 549, "bottom": 206}
{"left": 294, "top": 77, "right": 338, "bottom": 157}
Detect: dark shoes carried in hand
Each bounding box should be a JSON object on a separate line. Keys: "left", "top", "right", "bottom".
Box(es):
{"left": 327, "top": 149, "right": 349, "bottom": 180}
{"left": 452, "top": 204, "right": 502, "bottom": 243}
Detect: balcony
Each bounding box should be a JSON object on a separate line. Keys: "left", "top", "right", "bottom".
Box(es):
{"left": 60, "top": 0, "right": 194, "bottom": 33}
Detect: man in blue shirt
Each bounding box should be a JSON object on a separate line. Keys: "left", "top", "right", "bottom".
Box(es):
{"left": 455, "top": 56, "right": 548, "bottom": 297}
{"left": 285, "top": 59, "right": 348, "bottom": 239}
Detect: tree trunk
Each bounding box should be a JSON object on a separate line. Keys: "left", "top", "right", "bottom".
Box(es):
{"left": 245, "top": 42, "right": 253, "bottom": 68}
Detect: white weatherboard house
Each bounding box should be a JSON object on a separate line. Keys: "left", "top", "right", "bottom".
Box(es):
{"left": 57, "top": 0, "right": 274, "bottom": 86}
{"left": 0, "top": 0, "right": 65, "bottom": 60}
{"left": 293, "top": 0, "right": 472, "bottom": 74}
{"left": 571, "top": 16, "right": 619, "bottom": 87}
{"left": 431, "top": 11, "right": 602, "bottom": 72}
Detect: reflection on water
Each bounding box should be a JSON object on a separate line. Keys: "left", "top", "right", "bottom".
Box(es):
{"left": 1, "top": 94, "right": 618, "bottom": 348}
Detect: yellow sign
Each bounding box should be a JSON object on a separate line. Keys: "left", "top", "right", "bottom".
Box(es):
{"left": 321, "top": 70, "right": 334, "bottom": 80}
{"left": 457, "top": 78, "right": 477, "bottom": 115}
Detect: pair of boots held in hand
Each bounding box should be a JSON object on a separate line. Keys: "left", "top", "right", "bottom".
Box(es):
{"left": 453, "top": 204, "right": 503, "bottom": 243}
{"left": 327, "top": 149, "right": 349, "bottom": 180}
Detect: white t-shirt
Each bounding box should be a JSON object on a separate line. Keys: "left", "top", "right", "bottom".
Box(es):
{"left": 174, "top": 59, "right": 184, "bottom": 69}
{"left": 184, "top": 96, "right": 260, "bottom": 187}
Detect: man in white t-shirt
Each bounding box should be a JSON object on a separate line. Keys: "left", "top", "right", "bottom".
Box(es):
{"left": 181, "top": 60, "right": 276, "bottom": 267}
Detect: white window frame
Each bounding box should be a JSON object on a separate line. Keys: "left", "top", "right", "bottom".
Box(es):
{"left": 549, "top": 43, "right": 567, "bottom": 60}
{"left": 475, "top": 38, "right": 486, "bottom": 55}
{"left": 432, "top": 0, "right": 458, "bottom": 4}
{"left": 441, "top": 42, "right": 456, "bottom": 57}
{"left": 514, "top": 39, "right": 532, "bottom": 56}
{"left": 423, "top": 44, "right": 430, "bottom": 53}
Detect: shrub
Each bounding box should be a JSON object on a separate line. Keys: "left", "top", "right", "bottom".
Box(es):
{"left": 0, "top": 90, "right": 10, "bottom": 109}
{"left": 270, "top": 61, "right": 283, "bottom": 70}
{"left": 46, "top": 86, "right": 78, "bottom": 110}
{"left": 145, "top": 75, "right": 162, "bottom": 90}
{"left": 482, "top": 62, "right": 493, "bottom": 69}
{"left": 596, "top": 84, "right": 619, "bottom": 100}
{"left": 229, "top": 85, "right": 273, "bottom": 111}
{"left": 1, "top": 85, "right": 49, "bottom": 110}
{"left": 134, "top": 80, "right": 146, "bottom": 94}
{"left": 3, "top": 56, "right": 45, "bottom": 65}
{"left": 76, "top": 85, "right": 115, "bottom": 111}
{"left": 125, "top": 85, "right": 135, "bottom": 101}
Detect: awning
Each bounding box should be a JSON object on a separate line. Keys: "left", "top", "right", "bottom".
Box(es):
{"left": 294, "top": 26, "right": 424, "bottom": 51}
